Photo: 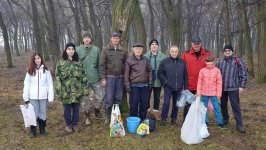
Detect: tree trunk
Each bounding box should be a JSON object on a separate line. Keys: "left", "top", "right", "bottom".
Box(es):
{"left": 133, "top": 0, "right": 147, "bottom": 52}
{"left": 79, "top": 0, "right": 91, "bottom": 31}
{"left": 111, "top": 0, "right": 138, "bottom": 113}
{"left": 223, "top": 0, "right": 232, "bottom": 45}
{"left": 257, "top": 0, "right": 266, "bottom": 82}
{"left": 161, "top": 0, "right": 181, "bottom": 46}
{"left": 68, "top": 0, "right": 82, "bottom": 44}
{"left": 238, "top": 0, "right": 255, "bottom": 78}
{"left": 0, "top": 12, "right": 13, "bottom": 68}
{"left": 147, "top": 0, "right": 154, "bottom": 40}
{"left": 31, "top": 0, "right": 43, "bottom": 54}
{"left": 87, "top": 0, "right": 103, "bottom": 49}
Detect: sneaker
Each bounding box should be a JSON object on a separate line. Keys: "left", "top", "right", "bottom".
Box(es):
{"left": 161, "top": 119, "right": 166, "bottom": 126}
{"left": 218, "top": 124, "right": 226, "bottom": 129}
{"left": 72, "top": 125, "right": 79, "bottom": 132}
{"left": 236, "top": 126, "right": 246, "bottom": 133}
{"left": 65, "top": 125, "right": 73, "bottom": 132}
{"left": 171, "top": 118, "right": 177, "bottom": 126}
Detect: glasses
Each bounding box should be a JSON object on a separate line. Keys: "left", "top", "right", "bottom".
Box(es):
{"left": 111, "top": 32, "right": 121, "bottom": 37}
{"left": 224, "top": 49, "right": 232, "bottom": 52}
{"left": 192, "top": 43, "right": 201, "bottom": 45}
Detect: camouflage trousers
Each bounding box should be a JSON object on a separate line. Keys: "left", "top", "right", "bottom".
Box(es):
{"left": 82, "top": 82, "right": 105, "bottom": 112}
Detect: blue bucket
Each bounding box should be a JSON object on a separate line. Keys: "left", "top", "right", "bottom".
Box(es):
{"left": 126, "top": 117, "right": 141, "bottom": 133}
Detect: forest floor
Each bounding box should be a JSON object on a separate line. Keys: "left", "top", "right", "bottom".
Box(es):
{"left": 0, "top": 52, "right": 265, "bottom": 150}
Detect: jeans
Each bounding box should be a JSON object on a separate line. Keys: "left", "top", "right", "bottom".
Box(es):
{"left": 129, "top": 86, "right": 150, "bottom": 121}
{"left": 201, "top": 96, "right": 223, "bottom": 124}
{"left": 30, "top": 99, "right": 47, "bottom": 120}
{"left": 63, "top": 103, "right": 80, "bottom": 126}
{"left": 161, "top": 87, "right": 180, "bottom": 119}
{"left": 104, "top": 77, "right": 124, "bottom": 107}
{"left": 221, "top": 90, "right": 243, "bottom": 127}
{"left": 149, "top": 87, "right": 162, "bottom": 110}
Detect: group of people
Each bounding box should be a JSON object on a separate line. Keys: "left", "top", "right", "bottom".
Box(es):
{"left": 22, "top": 31, "right": 248, "bottom": 138}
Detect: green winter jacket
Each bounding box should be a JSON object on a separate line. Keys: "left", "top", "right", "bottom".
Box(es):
{"left": 76, "top": 45, "right": 100, "bottom": 84}
{"left": 55, "top": 60, "right": 89, "bottom": 104}
{"left": 144, "top": 51, "right": 166, "bottom": 87}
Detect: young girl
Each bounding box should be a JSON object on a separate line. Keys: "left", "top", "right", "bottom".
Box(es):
{"left": 23, "top": 53, "right": 54, "bottom": 138}
{"left": 55, "top": 42, "right": 89, "bottom": 133}
{"left": 197, "top": 56, "right": 224, "bottom": 128}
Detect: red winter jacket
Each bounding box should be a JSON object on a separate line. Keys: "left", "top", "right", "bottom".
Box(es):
{"left": 182, "top": 47, "right": 211, "bottom": 91}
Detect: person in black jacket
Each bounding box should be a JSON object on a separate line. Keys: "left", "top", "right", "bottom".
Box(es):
{"left": 158, "top": 45, "right": 188, "bottom": 126}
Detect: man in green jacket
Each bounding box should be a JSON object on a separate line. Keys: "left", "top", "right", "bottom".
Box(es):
{"left": 144, "top": 39, "right": 166, "bottom": 120}
{"left": 76, "top": 32, "right": 105, "bottom": 125}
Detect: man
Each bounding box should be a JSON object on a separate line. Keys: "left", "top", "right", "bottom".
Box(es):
{"left": 124, "top": 43, "right": 152, "bottom": 121}
{"left": 182, "top": 36, "right": 211, "bottom": 120}
{"left": 99, "top": 31, "right": 128, "bottom": 124}
{"left": 216, "top": 45, "right": 248, "bottom": 133}
{"left": 158, "top": 45, "right": 188, "bottom": 126}
{"left": 76, "top": 31, "right": 105, "bottom": 125}
{"left": 144, "top": 39, "right": 166, "bottom": 120}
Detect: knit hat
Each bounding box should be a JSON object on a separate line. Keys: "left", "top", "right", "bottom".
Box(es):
{"left": 82, "top": 31, "right": 91, "bottom": 39}
{"left": 149, "top": 39, "right": 159, "bottom": 47}
{"left": 65, "top": 42, "right": 76, "bottom": 51}
{"left": 111, "top": 32, "right": 121, "bottom": 37}
{"left": 223, "top": 45, "right": 234, "bottom": 51}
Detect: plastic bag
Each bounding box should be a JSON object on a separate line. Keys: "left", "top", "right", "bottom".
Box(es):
{"left": 176, "top": 93, "right": 186, "bottom": 108}
{"left": 208, "top": 100, "right": 214, "bottom": 113}
{"left": 20, "top": 104, "right": 37, "bottom": 127}
{"left": 176, "top": 90, "right": 195, "bottom": 108}
{"left": 110, "top": 104, "right": 122, "bottom": 128}
{"left": 136, "top": 122, "right": 150, "bottom": 137}
{"left": 180, "top": 96, "right": 209, "bottom": 145}
{"left": 110, "top": 118, "right": 125, "bottom": 138}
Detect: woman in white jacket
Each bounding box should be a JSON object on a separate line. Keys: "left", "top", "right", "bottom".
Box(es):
{"left": 23, "top": 53, "right": 54, "bottom": 138}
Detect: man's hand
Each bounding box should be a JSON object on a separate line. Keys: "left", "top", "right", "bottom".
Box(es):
{"left": 101, "top": 79, "right": 107, "bottom": 88}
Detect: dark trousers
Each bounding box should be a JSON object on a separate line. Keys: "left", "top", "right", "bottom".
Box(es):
{"left": 104, "top": 77, "right": 124, "bottom": 107}
{"left": 129, "top": 86, "right": 150, "bottom": 121}
{"left": 183, "top": 90, "right": 196, "bottom": 120}
{"left": 149, "top": 87, "right": 162, "bottom": 110}
{"left": 161, "top": 87, "right": 181, "bottom": 119}
{"left": 63, "top": 103, "right": 80, "bottom": 126}
{"left": 221, "top": 90, "right": 243, "bottom": 127}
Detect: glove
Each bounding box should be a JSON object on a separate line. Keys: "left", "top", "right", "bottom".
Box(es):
{"left": 126, "top": 88, "right": 131, "bottom": 93}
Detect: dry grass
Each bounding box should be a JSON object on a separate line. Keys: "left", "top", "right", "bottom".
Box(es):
{"left": 0, "top": 52, "right": 265, "bottom": 150}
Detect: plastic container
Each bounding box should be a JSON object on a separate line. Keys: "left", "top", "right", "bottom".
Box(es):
{"left": 126, "top": 117, "right": 141, "bottom": 133}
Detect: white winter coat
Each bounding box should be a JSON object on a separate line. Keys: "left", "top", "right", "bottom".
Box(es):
{"left": 23, "top": 65, "right": 54, "bottom": 102}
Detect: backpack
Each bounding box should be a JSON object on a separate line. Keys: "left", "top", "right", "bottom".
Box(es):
{"left": 234, "top": 57, "right": 249, "bottom": 73}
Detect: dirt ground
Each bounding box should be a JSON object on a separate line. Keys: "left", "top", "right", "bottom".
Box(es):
{"left": 0, "top": 52, "right": 265, "bottom": 150}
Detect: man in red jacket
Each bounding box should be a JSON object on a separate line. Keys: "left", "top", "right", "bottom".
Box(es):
{"left": 182, "top": 36, "right": 211, "bottom": 120}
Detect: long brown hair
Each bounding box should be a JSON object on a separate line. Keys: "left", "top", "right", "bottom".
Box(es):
{"left": 27, "top": 53, "right": 48, "bottom": 76}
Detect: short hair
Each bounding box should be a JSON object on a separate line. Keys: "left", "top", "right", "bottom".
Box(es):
{"left": 205, "top": 56, "right": 215, "bottom": 62}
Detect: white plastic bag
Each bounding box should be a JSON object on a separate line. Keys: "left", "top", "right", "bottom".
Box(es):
{"left": 110, "top": 104, "right": 122, "bottom": 128}
{"left": 180, "top": 96, "right": 209, "bottom": 145}
{"left": 20, "top": 104, "right": 37, "bottom": 127}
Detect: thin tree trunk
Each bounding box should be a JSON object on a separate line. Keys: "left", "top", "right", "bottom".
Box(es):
{"left": 31, "top": 0, "right": 42, "bottom": 54}
{"left": 147, "top": 0, "right": 154, "bottom": 40}
{"left": 223, "top": 0, "right": 232, "bottom": 45}
{"left": 0, "top": 12, "right": 13, "bottom": 68}
{"left": 68, "top": 0, "right": 82, "bottom": 44}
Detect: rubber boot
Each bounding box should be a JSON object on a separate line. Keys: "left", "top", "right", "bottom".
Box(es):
{"left": 104, "top": 107, "right": 112, "bottom": 125}
{"left": 29, "top": 126, "right": 36, "bottom": 138}
{"left": 85, "top": 111, "right": 91, "bottom": 125}
{"left": 94, "top": 108, "right": 103, "bottom": 119}
{"left": 39, "top": 119, "right": 48, "bottom": 136}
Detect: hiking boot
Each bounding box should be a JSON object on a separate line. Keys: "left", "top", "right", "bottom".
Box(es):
{"left": 161, "top": 118, "right": 167, "bottom": 126}
{"left": 218, "top": 124, "right": 226, "bottom": 129}
{"left": 150, "top": 109, "right": 161, "bottom": 121}
{"left": 104, "top": 107, "right": 111, "bottom": 125}
{"left": 65, "top": 125, "right": 73, "bottom": 132}
{"left": 85, "top": 111, "right": 91, "bottom": 125}
{"left": 29, "top": 126, "right": 36, "bottom": 138}
{"left": 39, "top": 119, "right": 48, "bottom": 136}
{"left": 223, "top": 120, "right": 229, "bottom": 126}
{"left": 72, "top": 125, "right": 79, "bottom": 132}
{"left": 94, "top": 108, "right": 103, "bottom": 119}
{"left": 236, "top": 126, "right": 246, "bottom": 133}
{"left": 171, "top": 118, "right": 177, "bottom": 126}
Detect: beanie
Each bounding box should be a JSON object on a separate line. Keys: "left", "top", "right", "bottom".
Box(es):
{"left": 65, "top": 42, "right": 76, "bottom": 51}
{"left": 223, "top": 45, "right": 234, "bottom": 51}
{"left": 149, "top": 39, "right": 159, "bottom": 47}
